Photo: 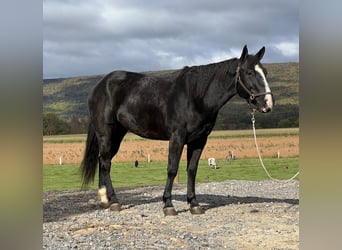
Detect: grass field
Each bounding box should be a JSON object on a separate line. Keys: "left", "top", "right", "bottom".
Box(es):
{"left": 43, "top": 128, "right": 299, "bottom": 143}
{"left": 43, "top": 157, "right": 299, "bottom": 191}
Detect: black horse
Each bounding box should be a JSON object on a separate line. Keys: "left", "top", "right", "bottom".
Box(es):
{"left": 81, "top": 45, "right": 273, "bottom": 215}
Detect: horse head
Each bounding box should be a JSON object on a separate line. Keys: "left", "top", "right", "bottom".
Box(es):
{"left": 235, "top": 45, "right": 274, "bottom": 113}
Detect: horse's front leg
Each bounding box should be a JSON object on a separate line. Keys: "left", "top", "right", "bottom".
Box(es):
{"left": 163, "top": 131, "right": 185, "bottom": 216}
{"left": 186, "top": 136, "right": 207, "bottom": 214}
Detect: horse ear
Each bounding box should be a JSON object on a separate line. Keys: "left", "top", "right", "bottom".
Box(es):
{"left": 255, "top": 46, "right": 265, "bottom": 61}
{"left": 239, "top": 45, "right": 248, "bottom": 63}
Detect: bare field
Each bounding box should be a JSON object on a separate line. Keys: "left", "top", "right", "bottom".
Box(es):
{"left": 43, "top": 135, "right": 298, "bottom": 165}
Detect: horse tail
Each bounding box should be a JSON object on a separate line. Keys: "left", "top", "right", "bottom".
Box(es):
{"left": 80, "top": 122, "right": 99, "bottom": 187}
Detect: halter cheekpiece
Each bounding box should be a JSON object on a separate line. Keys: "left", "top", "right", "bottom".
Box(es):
{"left": 234, "top": 64, "right": 272, "bottom": 107}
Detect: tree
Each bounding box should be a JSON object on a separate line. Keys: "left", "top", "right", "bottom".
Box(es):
{"left": 278, "top": 118, "right": 299, "bottom": 128}
{"left": 69, "top": 115, "right": 88, "bottom": 134}
{"left": 43, "top": 113, "right": 70, "bottom": 135}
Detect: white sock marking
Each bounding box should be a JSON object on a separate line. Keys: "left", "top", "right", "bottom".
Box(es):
{"left": 98, "top": 187, "right": 108, "bottom": 204}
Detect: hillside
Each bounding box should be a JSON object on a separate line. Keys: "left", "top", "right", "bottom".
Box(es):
{"left": 43, "top": 62, "right": 298, "bottom": 130}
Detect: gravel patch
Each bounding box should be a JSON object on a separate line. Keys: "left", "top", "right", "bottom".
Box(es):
{"left": 43, "top": 180, "right": 299, "bottom": 249}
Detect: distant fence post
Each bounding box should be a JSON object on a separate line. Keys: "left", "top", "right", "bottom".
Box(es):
{"left": 227, "top": 150, "right": 235, "bottom": 161}
{"left": 59, "top": 156, "right": 63, "bottom": 165}
{"left": 174, "top": 172, "right": 179, "bottom": 184}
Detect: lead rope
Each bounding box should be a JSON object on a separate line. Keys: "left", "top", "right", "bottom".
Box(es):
{"left": 251, "top": 112, "right": 300, "bottom": 182}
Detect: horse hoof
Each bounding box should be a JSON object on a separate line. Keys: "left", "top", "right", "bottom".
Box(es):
{"left": 110, "top": 203, "right": 121, "bottom": 212}
{"left": 100, "top": 202, "right": 110, "bottom": 209}
{"left": 190, "top": 206, "right": 205, "bottom": 215}
{"left": 163, "top": 207, "right": 178, "bottom": 216}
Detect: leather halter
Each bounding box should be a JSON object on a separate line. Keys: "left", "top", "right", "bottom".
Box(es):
{"left": 234, "top": 65, "right": 272, "bottom": 102}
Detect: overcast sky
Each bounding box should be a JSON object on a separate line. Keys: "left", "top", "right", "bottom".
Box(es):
{"left": 43, "top": 0, "right": 298, "bottom": 79}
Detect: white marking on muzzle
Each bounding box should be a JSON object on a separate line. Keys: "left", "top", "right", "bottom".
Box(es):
{"left": 264, "top": 93, "right": 273, "bottom": 110}
{"left": 255, "top": 64, "right": 273, "bottom": 111}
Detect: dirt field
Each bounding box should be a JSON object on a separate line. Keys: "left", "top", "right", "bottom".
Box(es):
{"left": 43, "top": 136, "right": 298, "bottom": 165}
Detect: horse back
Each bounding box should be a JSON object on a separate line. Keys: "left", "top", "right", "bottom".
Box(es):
{"left": 89, "top": 70, "right": 183, "bottom": 140}
{"left": 88, "top": 69, "right": 217, "bottom": 142}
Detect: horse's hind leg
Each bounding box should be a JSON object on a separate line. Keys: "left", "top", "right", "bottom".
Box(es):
{"left": 97, "top": 124, "right": 127, "bottom": 211}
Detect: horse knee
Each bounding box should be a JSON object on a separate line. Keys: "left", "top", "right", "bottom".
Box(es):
{"left": 187, "top": 167, "right": 197, "bottom": 177}
{"left": 167, "top": 167, "right": 178, "bottom": 178}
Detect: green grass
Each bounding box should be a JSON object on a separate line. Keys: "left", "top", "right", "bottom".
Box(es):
{"left": 208, "top": 128, "right": 298, "bottom": 139}
{"left": 43, "top": 128, "right": 299, "bottom": 143}
{"left": 43, "top": 134, "right": 87, "bottom": 143}
{"left": 43, "top": 157, "right": 299, "bottom": 191}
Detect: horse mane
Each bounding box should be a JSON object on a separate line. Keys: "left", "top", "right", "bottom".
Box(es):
{"left": 176, "top": 58, "right": 238, "bottom": 99}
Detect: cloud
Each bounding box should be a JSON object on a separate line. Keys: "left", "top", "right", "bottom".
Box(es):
{"left": 43, "top": 0, "right": 298, "bottom": 78}
{"left": 273, "top": 42, "right": 299, "bottom": 57}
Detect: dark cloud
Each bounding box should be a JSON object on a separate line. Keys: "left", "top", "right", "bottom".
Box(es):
{"left": 43, "top": 0, "right": 298, "bottom": 78}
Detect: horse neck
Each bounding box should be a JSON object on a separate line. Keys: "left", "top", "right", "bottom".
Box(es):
{"left": 202, "top": 59, "right": 238, "bottom": 112}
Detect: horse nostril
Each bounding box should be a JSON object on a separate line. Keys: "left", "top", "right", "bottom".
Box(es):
{"left": 261, "top": 106, "right": 272, "bottom": 113}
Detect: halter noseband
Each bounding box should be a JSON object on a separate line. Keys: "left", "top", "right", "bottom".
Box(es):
{"left": 234, "top": 65, "right": 272, "bottom": 102}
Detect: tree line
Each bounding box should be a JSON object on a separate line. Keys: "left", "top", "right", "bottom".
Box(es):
{"left": 43, "top": 113, "right": 88, "bottom": 135}
{"left": 214, "top": 103, "right": 298, "bottom": 130}
{"left": 43, "top": 103, "right": 298, "bottom": 136}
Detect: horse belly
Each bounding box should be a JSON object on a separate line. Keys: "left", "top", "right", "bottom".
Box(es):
{"left": 117, "top": 105, "right": 170, "bottom": 140}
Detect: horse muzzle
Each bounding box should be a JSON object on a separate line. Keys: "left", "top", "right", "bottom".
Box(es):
{"left": 260, "top": 93, "right": 273, "bottom": 113}
{"left": 260, "top": 106, "right": 272, "bottom": 113}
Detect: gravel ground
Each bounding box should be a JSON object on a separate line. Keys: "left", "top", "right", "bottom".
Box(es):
{"left": 43, "top": 180, "right": 299, "bottom": 250}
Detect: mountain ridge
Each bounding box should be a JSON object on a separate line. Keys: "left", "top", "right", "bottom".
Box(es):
{"left": 43, "top": 62, "right": 298, "bottom": 129}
